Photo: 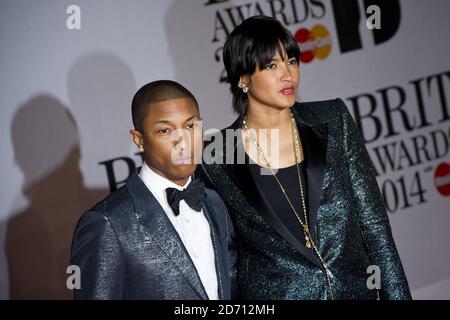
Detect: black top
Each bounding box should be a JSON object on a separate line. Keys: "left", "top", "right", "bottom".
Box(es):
{"left": 247, "top": 156, "right": 309, "bottom": 245}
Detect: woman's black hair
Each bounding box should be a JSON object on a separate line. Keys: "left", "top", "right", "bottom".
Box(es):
{"left": 223, "top": 15, "right": 300, "bottom": 114}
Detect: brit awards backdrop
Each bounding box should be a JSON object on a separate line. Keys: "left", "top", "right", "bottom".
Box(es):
{"left": 0, "top": 0, "right": 449, "bottom": 299}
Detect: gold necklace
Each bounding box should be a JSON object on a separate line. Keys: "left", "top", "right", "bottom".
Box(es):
{"left": 242, "top": 111, "right": 335, "bottom": 300}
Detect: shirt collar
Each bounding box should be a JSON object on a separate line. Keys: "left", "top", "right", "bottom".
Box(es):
{"left": 139, "top": 162, "right": 191, "bottom": 205}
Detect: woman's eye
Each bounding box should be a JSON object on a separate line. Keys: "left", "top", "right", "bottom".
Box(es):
{"left": 186, "top": 123, "right": 195, "bottom": 129}
{"left": 288, "top": 58, "right": 298, "bottom": 65}
{"left": 264, "top": 63, "right": 277, "bottom": 70}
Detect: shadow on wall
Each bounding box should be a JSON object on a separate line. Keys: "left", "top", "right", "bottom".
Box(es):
{"left": 5, "top": 52, "right": 137, "bottom": 299}
{"left": 5, "top": 96, "right": 109, "bottom": 299}
{"left": 66, "top": 53, "right": 136, "bottom": 155}
{"left": 164, "top": 0, "right": 238, "bottom": 129}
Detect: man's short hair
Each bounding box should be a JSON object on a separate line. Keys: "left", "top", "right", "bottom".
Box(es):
{"left": 131, "top": 80, "right": 199, "bottom": 131}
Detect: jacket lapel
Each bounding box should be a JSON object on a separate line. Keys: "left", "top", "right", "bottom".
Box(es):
{"left": 127, "top": 171, "right": 209, "bottom": 300}
{"left": 227, "top": 152, "right": 322, "bottom": 266}
{"left": 291, "top": 103, "right": 329, "bottom": 242}
{"left": 295, "top": 122, "right": 328, "bottom": 243}
{"left": 219, "top": 102, "right": 329, "bottom": 266}
{"left": 202, "top": 196, "right": 227, "bottom": 300}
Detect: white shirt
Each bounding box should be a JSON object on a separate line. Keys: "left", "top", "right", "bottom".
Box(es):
{"left": 139, "top": 162, "right": 219, "bottom": 300}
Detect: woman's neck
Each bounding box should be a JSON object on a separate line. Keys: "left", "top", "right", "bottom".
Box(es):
{"left": 245, "top": 103, "right": 292, "bottom": 130}
{"left": 242, "top": 103, "right": 302, "bottom": 169}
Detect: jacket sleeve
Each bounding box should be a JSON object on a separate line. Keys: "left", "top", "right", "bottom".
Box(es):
{"left": 69, "top": 211, "right": 124, "bottom": 299}
{"left": 338, "top": 98, "right": 412, "bottom": 300}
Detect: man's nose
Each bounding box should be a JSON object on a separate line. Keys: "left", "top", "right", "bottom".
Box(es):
{"left": 173, "top": 129, "right": 191, "bottom": 149}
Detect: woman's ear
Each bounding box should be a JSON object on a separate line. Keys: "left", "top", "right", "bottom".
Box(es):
{"left": 238, "top": 74, "right": 250, "bottom": 89}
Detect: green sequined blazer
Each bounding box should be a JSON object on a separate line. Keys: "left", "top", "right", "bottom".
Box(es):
{"left": 197, "top": 98, "right": 411, "bottom": 300}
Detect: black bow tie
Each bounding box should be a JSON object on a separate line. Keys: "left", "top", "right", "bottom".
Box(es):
{"left": 165, "top": 179, "right": 206, "bottom": 216}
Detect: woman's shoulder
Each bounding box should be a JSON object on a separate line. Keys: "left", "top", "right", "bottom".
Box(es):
{"left": 293, "top": 98, "right": 347, "bottom": 125}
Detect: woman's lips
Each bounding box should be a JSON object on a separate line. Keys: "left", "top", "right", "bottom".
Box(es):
{"left": 280, "top": 87, "right": 295, "bottom": 95}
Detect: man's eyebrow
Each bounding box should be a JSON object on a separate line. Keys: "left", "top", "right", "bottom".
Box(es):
{"left": 184, "top": 115, "right": 200, "bottom": 123}
{"left": 152, "top": 119, "right": 173, "bottom": 125}
{"left": 152, "top": 114, "right": 200, "bottom": 126}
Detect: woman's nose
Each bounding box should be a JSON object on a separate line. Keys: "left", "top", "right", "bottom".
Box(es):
{"left": 281, "top": 64, "right": 293, "bottom": 82}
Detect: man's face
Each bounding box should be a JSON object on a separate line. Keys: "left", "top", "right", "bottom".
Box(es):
{"left": 131, "top": 97, "right": 202, "bottom": 185}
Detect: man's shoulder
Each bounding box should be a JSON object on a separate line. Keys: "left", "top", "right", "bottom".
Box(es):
{"left": 81, "top": 183, "right": 135, "bottom": 223}
{"left": 204, "top": 187, "right": 225, "bottom": 207}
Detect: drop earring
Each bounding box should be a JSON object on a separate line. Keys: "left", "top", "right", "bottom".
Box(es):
{"left": 239, "top": 83, "right": 249, "bottom": 93}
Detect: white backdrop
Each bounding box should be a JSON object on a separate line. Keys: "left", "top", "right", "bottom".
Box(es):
{"left": 1, "top": 0, "right": 449, "bottom": 299}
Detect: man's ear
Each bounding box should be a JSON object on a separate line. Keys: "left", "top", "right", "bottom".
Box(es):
{"left": 129, "top": 129, "right": 144, "bottom": 152}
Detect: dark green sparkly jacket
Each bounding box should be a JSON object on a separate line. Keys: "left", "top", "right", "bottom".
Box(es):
{"left": 197, "top": 98, "right": 411, "bottom": 300}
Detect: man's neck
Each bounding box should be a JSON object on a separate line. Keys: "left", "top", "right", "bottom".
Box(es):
{"left": 145, "top": 162, "right": 190, "bottom": 187}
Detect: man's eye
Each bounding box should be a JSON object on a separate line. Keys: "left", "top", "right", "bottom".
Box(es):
{"left": 158, "top": 128, "right": 170, "bottom": 134}
{"left": 186, "top": 123, "right": 195, "bottom": 129}
{"left": 264, "top": 63, "right": 277, "bottom": 70}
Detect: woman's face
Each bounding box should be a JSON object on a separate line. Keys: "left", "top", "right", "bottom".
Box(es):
{"left": 243, "top": 50, "right": 300, "bottom": 111}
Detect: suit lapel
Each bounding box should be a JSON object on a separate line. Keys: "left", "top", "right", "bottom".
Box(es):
{"left": 127, "top": 171, "right": 209, "bottom": 300}
{"left": 202, "top": 196, "right": 226, "bottom": 300}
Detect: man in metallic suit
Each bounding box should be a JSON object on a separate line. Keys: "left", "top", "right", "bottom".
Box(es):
{"left": 70, "top": 80, "right": 238, "bottom": 299}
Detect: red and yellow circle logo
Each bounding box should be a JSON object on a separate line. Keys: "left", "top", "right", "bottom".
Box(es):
{"left": 294, "top": 24, "right": 332, "bottom": 63}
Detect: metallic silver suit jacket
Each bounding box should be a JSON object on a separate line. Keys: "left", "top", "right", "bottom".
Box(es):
{"left": 70, "top": 169, "right": 238, "bottom": 299}
{"left": 198, "top": 98, "right": 411, "bottom": 300}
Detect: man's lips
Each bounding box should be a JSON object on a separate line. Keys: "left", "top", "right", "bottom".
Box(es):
{"left": 280, "top": 86, "right": 295, "bottom": 95}
{"left": 173, "top": 157, "right": 193, "bottom": 165}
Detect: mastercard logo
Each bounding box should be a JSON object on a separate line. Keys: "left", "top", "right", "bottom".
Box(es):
{"left": 434, "top": 162, "right": 450, "bottom": 197}
{"left": 294, "top": 24, "right": 332, "bottom": 63}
